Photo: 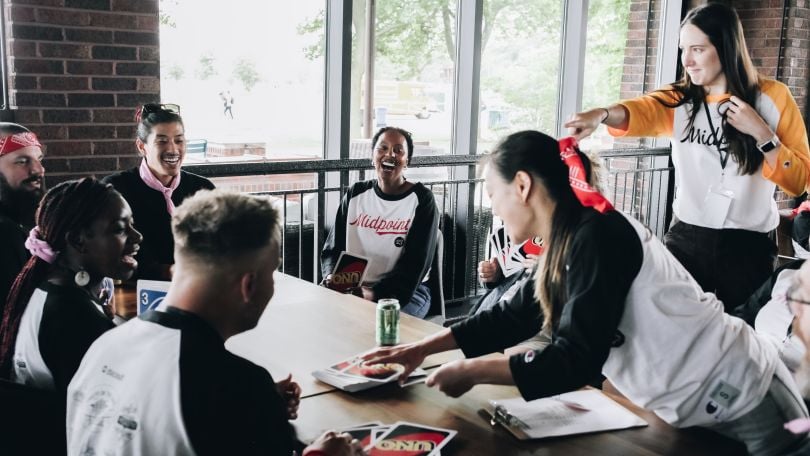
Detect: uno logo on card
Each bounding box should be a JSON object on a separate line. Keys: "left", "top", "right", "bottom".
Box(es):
{"left": 376, "top": 439, "right": 436, "bottom": 451}
{"left": 332, "top": 271, "right": 361, "bottom": 284}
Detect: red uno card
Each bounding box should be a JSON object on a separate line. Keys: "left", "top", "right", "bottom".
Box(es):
{"left": 368, "top": 421, "right": 457, "bottom": 456}
{"left": 328, "top": 252, "right": 370, "bottom": 293}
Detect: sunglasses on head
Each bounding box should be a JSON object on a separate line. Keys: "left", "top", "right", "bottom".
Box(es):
{"left": 136, "top": 103, "right": 181, "bottom": 121}
{"left": 143, "top": 103, "right": 180, "bottom": 114}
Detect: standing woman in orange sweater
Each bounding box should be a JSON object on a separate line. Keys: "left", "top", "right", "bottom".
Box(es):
{"left": 566, "top": 3, "right": 810, "bottom": 311}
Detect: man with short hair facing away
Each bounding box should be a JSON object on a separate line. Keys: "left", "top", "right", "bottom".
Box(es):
{"left": 0, "top": 122, "right": 44, "bottom": 309}
{"left": 66, "top": 190, "right": 364, "bottom": 456}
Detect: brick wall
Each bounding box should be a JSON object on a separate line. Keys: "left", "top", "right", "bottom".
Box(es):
{"left": 620, "top": 0, "right": 810, "bottom": 113}
{"left": 736, "top": 0, "right": 810, "bottom": 113}
{"left": 617, "top": 0, "right": 663, "bottom": 149}
{"left": 5, "top": 0, "right": 160, "bottom": 185}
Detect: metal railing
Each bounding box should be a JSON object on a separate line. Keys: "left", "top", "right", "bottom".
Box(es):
{"left": 185, "top": 147, "right": 674, "bottom": 308}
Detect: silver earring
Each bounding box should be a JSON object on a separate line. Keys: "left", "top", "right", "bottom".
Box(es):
{"left": 74, "top": 269, "right": 90, "bottom": 287}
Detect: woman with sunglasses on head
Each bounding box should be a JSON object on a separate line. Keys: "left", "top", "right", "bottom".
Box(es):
{"left": 103, "top": 103, "right": 215, "bottom": 281}
{"left": 0, "top": 178, "right": 142, "bottom": 400}
{"left": 364, "top": 131, "right": 810, "bottom": 455}
{"left": 566, "top": 3, "right": 810, "bottom": 313}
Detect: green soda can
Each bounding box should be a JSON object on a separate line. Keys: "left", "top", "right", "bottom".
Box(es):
{"left": 376, "top": 298, "right": 400, "bottom": 346}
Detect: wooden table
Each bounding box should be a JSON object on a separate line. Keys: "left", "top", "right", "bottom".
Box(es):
{"left": 113, "top": 274, "right": 461, "bottom": 397}
{"left": 295, "top": 382, "right": 746, "bottom": 455}
{"left": 115, "top": 273, "right": 747, "bottom": 454}
{"left": 226, "top": 273, "right": 462, "bottom": 397}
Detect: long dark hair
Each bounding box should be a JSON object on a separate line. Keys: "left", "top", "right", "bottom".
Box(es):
{"left": 653, "top": 3, "right": 761, "bottom": 174}
{"left": 489, "top": 131, "right": 595, "bottom": 329}
{"left": 0, "top": 178, "right": 117, "bottom": 377}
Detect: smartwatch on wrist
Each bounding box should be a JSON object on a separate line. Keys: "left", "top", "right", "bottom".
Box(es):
{"left": 757, "top": 135, "right": 780, "bottom": 153}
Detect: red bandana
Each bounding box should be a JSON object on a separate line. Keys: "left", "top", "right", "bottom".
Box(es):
{"left": 558, "top": 136, "right": 614, "bottom": 213}
{"left": 0, "top": 132, "right": 42, "bottom": 156}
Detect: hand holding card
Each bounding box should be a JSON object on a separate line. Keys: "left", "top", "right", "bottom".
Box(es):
{"left": 313, "top": 353, "right": 427, "bottom": 392}
{"left": 325, "top": 252, "right": 371, "bottom": 293}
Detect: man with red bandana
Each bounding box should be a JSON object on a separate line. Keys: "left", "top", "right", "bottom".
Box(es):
{"left": 0, "top": 122, "right": 44, "bottom": 309}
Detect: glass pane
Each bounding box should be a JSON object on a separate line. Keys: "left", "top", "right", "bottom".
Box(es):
{"left": 350, "top": 0, "right": 457, "bottom": 184}
{"left": 477, "top": 0, "right": 563, "bottom": 153}
{"left": 160, "top": 0, "right": 326, "bottom": 176}
{"left": 580, "top": 0, "right": 660, "bottom": 150}
{"left": 579, "top": 0, "right": 632, "bottom": 150}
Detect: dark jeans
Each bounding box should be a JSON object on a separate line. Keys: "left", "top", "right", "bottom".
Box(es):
{"left": 401, "top": 282, "right": 431, "bottom": 318}
{"left": 664, "top": 221, "right": 776, "bottom": 312}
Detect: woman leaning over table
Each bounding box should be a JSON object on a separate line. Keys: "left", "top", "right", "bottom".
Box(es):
{"left": 103, "top": 103, "right": 214, "bottom": 281}
{"left": 321, "top": 126, "right": 439, "bottom": 318}
{"left": 566, "top": 3, "right": 810, "bottom": 312}
{"left": 364, "top": 131, "right": 810, "bottom": 456}
{"left": 0, "top": 178, "right": 142, "bottom": 400}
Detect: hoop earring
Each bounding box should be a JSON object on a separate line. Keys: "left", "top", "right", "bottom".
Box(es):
{"left": 74, "top": 269, "right": 90, "bottom": 287}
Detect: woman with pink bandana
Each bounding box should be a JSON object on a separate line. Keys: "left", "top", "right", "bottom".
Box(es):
{"left": 104, "top": 103, "right": 214, "bottom": 280}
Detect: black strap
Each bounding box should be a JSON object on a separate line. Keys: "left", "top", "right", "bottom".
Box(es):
{"left": 703, "top": 100, "right": 730, "bottom": 170}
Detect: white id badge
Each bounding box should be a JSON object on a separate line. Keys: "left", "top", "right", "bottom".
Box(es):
{"left": 701, "top": 184, "right": 734, "bottom": 228}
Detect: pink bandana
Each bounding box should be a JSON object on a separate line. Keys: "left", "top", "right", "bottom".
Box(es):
{"left": 25, "top": 227, "right": 58, "bottom": 264}
{"left": 785, "top": 417, "right": 810, "bottom": 434}
{"left": 793, "top": 200, "right": 810, "bottom": 216}
{"left": 139, "top": 159, "right": 181, "bottom": 215}
{"left": 558, "top": 136, "right": 614, "bottom": 213}
{"left": 0, "top": 132, "right": 42, "bottom": 156}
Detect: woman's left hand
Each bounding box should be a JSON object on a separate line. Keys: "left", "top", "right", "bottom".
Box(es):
{"left": 425, "top": 359, "right": 477, "bottom": 398}
{"left": 276, "top": 373, "right": 302, "bottom": 420}
{"left": 725, "top": 96, "right": 774, "bottom": 144}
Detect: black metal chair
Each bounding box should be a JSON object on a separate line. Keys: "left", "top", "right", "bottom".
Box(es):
{"left": 425, "top": 230, "right": 446, "bottom": 324}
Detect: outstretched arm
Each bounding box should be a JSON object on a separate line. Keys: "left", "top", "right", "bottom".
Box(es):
{"left": 564, "top": 105, "right": 630, "bottom": 140}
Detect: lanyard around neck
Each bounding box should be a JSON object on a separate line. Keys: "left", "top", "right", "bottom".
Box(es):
{"left": 702, "top": 100, "right": 730, "bottom": 171}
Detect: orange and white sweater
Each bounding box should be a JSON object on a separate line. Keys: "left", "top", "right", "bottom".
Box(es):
{"left": 609, "top": 79, "right": 810, "bottom": 232}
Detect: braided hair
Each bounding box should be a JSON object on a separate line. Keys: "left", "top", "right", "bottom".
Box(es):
{"left": 0, "top": 177, "right": 117, "bottom": 377}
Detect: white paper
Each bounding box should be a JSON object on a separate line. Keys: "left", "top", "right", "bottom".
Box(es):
{"left": 490, "top": 389, "right": 647, "bottom": 439}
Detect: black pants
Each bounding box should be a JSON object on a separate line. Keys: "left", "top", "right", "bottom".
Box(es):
{"left": 664, "top": 221, "right": 776, "bottom": 313}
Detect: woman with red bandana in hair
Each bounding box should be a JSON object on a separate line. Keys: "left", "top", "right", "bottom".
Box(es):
{"left": 364, "top": 131, "right": 810, "bottom": 455}
{"left": 103, "top": 104, "right": 214, "bottom": 280}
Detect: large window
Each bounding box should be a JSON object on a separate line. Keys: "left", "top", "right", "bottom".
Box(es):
{"left": 347, "top": 0, "right": 458, "bottom": 183}
{"left": 160, "top": 0, "right": 326, "bottom": 164}
{"left": 161, "top": 1, "right": 678, "bottom": 160}
{"left": 477, "top": 0, "right": 563, "bottom": 153}
{"left": 579, "top": 0, "right": 632, "bottom": 150}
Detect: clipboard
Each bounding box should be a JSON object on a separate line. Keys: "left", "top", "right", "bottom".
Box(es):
{"left": 481, "top": 389, "right": 647, "bottom": 440}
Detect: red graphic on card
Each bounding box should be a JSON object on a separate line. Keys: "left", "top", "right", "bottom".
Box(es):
{"left": 520, "top": 237, "right": 544, "bottom": 256}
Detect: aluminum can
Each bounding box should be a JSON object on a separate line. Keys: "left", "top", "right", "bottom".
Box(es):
{"left": 376, "top": 298, "right": 400, "bottom": 346}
